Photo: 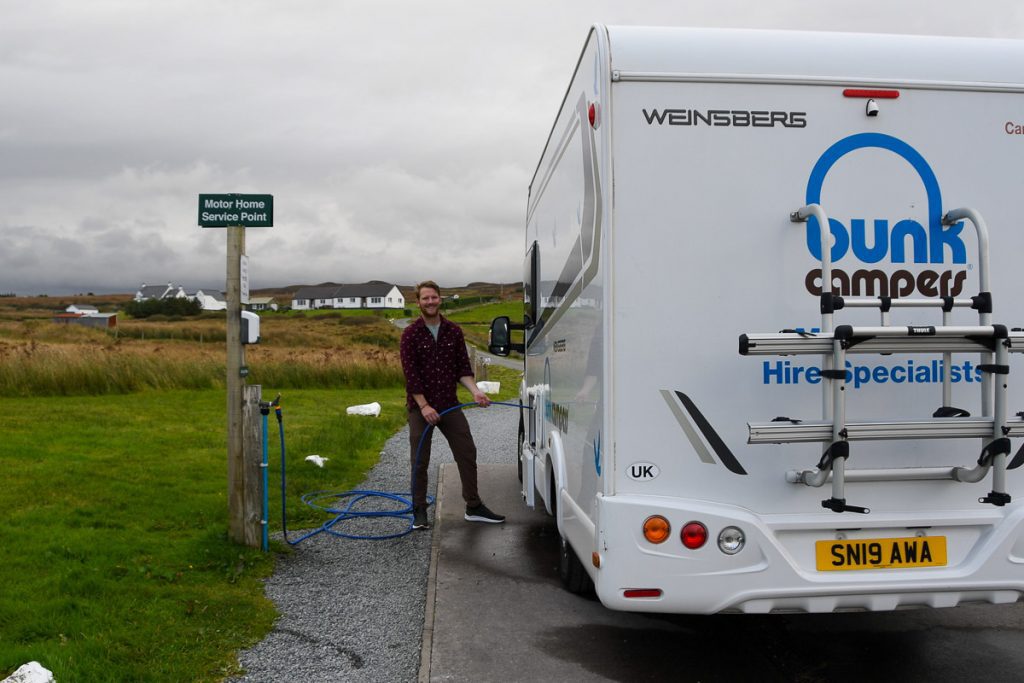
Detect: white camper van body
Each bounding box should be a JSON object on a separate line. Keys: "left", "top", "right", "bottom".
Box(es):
{"left": 515, "top": 25, "right": 1024, "bottom": 614}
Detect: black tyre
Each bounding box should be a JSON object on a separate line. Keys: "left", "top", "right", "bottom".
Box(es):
{"left": 517, "top": 409, "right": 525, "bottom": 483}
{"left": 558, "top": 535, "right": 594, "bottom": 595}
{"left": 552, "top": 473, "right": 594, "bottom": 595}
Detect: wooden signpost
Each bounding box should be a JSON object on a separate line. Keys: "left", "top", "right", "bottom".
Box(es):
{"left": 199, "top": 194, "right": 273, "bottom": 548}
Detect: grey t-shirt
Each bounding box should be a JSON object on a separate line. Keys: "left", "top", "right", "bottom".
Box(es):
{"left": 426, "top": 323, "right": 440, "bottom": 341}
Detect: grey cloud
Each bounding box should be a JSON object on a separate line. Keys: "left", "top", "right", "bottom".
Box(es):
{"left": 2, "top": 0, "right": 1023, "bottom": 294}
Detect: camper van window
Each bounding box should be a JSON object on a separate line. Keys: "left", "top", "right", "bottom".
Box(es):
{"left": 524, "top": 241, "right": 539, "bottom": 327}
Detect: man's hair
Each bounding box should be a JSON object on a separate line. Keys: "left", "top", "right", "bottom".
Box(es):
{"left": 415, "top": 280, "right": 441, "bottom": 299}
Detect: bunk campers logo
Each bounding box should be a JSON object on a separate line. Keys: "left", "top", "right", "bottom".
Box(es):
{"left": 802, "top": 133, "right": 969, "bottom": 299}
{"left": 642, "top": 108, "right": 807, "bottom": 128}
{"left": 761, "top": 133, "right": 976, "bottom": 391}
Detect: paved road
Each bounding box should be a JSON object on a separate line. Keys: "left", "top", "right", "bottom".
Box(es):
{"left": 232, "top": 406, "right": 520, "bottom": 683}
{"left": 426, "top": 463, "right": 1024, "bottom": 683}
{"left": 235, "top": 404, "right": 1024, "bottom": 683}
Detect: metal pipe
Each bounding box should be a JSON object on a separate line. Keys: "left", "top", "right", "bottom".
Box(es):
{"left": 261, "top": 407, "right": 269, "bottom": 552}
{"left": 792, "top": 204, "right": 833, "bottom": 419}
{"left": 944, "top": 208, "right": 993, "bottom": 421}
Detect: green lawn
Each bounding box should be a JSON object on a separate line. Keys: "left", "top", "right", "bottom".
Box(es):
{"left": 0, "top": 374, "right": 521, "bottom": 681}
{"left": 0, "top": 387, "right": 407, "bottom": 681}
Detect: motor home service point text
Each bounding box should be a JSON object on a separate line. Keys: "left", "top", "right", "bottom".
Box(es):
{"left": 200, "top": 197, "right": 270, "bottom": 225}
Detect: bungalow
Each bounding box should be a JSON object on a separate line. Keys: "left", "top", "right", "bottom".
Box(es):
{"left": 191, "top": 289, "right": 227, "bottom": 311}
{"left": 65, "top": 304, "right": 99, "bottom": 316}
{"left": 247, "top": 296, "right": 279, "bottom": 312}
{"left": 291, "top": 282, "right": 405, "bottom": 311}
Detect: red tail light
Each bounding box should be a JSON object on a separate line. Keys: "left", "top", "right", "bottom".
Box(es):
{"left": 681, "top": 521, "right": 708, "bottom": 549}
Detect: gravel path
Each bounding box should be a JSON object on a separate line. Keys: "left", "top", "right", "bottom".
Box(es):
{"left": 230, "top": 405, "right": 519, "bottom": 683}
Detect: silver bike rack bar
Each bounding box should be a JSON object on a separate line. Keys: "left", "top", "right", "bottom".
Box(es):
{"left": 741, "top": 204, "right": 1015, "bottom": 512}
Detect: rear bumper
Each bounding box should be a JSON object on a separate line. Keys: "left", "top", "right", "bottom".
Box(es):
{"left": 592, "top": 494, "right": 1024, "bottom": 614}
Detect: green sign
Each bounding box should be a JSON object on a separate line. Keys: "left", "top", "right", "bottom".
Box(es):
{"left": 198, "top": 194, "right": 274, "bottom": 228}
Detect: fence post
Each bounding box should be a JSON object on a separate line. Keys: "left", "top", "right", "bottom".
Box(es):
{"left": 240, "top": 384, "right": 263, "bottom": 548}
{"left": 471, "top": 347, "right": 489, "bottom": 381}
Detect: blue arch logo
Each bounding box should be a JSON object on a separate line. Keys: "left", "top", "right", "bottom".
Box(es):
{"left": 805, "top": 133, "right": 966, "bottom": 265}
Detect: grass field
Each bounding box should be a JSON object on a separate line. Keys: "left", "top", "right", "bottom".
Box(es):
{"left": 0, "top": 295, "right": 522, "bottom": 680}
{"left": 0, "top": 388, "right": 407, "bottom": 680}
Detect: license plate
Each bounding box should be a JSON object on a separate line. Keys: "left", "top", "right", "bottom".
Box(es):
{"left": 815, "top": 536, "right": 947, "bottom": 571}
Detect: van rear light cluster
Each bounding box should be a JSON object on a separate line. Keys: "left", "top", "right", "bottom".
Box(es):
{"left": 681, "top": 522, "right": 708, "bottom": 549}
{"left": 642, "top": 515, "right": 671, "bottom": 543}
{"left": 717, "top": 526, "right": 746, "bottom": 555}
{"left": 641, "top": 518, "right": 746, "bottom": 555}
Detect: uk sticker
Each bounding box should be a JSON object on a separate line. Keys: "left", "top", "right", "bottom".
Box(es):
{"left": 627, "top": 462, "right": 660, "bottom": 481}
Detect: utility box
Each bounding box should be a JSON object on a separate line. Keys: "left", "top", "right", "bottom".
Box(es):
{"left": 240, "top": 310, "right": 260, "bottom": 344}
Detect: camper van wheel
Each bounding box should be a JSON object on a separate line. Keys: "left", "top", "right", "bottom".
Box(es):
{"left": 552, "top": 473, "right": 593, "bottom": 593}
{"left": 517, "top": 411, "right": 525, "bottom": 483}
{"left": 558, "top": 536, "right": 594, "bottom": 595}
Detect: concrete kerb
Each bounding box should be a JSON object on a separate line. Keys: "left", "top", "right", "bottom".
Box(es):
{"left": 418, "top": 463, "right": 445, "bottom": 682}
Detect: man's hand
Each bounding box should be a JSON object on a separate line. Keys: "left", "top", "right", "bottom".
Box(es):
{"left": 420, "top": 405, "right": 441, "bottom": 425}
{"left": 459, "top": 376, "right": 492, "bottom": 408}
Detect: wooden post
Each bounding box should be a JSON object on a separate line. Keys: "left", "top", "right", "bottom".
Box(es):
{"left": 242, "top": 384, "right": 263, "bottom": 548}
{"left": 227, "top": 226, "right": 249, "bottom": 545}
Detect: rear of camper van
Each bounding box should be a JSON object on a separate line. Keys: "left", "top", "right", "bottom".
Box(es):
{"left": 493, "top": 25, "right": 1024, "bottom": 614}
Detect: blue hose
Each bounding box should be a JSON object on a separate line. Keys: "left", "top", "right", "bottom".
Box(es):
{"left": 261, "top": 409, "right": 270, "bottom": 552}
{"left": 273, "top": 399, "right": 524, "bottom": 544}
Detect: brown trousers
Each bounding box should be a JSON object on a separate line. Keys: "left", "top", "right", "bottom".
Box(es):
{"left": 408, "top": 407, "right": 480, "bottom": 509}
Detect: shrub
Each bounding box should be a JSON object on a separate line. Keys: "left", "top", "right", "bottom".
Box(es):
{"left": 124, "top": 298, "right": 203, "bottom": 319}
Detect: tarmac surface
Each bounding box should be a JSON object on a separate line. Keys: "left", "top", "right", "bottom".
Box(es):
{"left": 231, "top": 405, "right": 519, "bottom": 683}
{"left": 233, "top": 404, "right": 1024, "bottom": 682}
{"left": 424, "top": 463, "right": 1024, "bottom": 683}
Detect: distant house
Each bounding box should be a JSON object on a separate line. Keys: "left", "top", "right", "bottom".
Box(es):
{"left": 191, "top": 289, "right": 227, "bottom": 311}
{"left": 291, "top": 285, "right": 343, "bottom": 310}
{"left": 66, "top": 304, "right": 99, "bottom": 316}
{"left": 247, "top": 296, "right": 278, "bottom": 312}
{"left": 291, "top": 282, "right": 405, "bottom": 311}
{"left": 134, "top": 282, "right": 187, "bottom": 301}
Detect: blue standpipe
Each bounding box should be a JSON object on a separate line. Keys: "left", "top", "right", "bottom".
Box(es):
{"left": 259, "top": 397, "right": 275, "bottom": 552}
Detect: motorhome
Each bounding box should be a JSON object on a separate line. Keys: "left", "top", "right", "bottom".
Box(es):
{"left": 489, "top": 25, "right": 1024, "bottom": 613}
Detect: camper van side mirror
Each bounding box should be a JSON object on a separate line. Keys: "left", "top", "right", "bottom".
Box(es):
{"left": 489, "top": 316, "right": 512, "bottom": 356}
{"left": 489, "top": 316, "right": 526, "bottom": 356}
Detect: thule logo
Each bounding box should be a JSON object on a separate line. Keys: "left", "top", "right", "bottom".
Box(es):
{"left": 643, "top": 108, "right": 807, "bottom": 128}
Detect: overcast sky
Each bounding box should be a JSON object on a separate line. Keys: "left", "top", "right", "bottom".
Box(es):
{"left": 2, "top": 1, "right": 1022, "bottom": 294}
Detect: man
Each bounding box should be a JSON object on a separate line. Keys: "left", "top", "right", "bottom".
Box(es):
{"left": 400, "top": 280, "right": 505, "bottom": 530}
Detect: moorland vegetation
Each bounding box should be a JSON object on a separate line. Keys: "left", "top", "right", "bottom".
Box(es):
{"left": 0, "top": 291, "right": 520, "bottom": 681}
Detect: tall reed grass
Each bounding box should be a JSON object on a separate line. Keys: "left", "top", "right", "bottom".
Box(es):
{"left": 0, "top": 339, "right": 403, "bottom": 396}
